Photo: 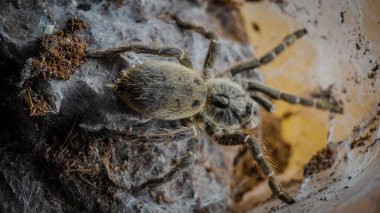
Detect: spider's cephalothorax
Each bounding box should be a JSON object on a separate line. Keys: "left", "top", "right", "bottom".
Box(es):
{"left": 87, "top": 15, "right": 343, "bottom": 205}
{"left": 205, "top": 78, "right": 260, "bottom": 133}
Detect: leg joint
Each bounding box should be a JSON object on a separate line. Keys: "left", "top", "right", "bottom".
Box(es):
{"left": 191, "top": 126, "right": 198, "bottom": 138}
{"left": 244, "top": 135, "right": 251, "bottom": 143}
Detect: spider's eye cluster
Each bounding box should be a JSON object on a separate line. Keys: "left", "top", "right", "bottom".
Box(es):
{"left": 236, "top": 97, "right": 255, "bottom": 121}
{"left": 205, "top": 78, "right": 260, "bottom": 129}
{"left": 211, "top": 94, "right": 229, "bottom": 108}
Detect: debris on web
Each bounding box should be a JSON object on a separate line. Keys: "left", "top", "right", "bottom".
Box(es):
{"left": 303, "top": 145, "right": 335, "bottom": 177}
{"left": 21, "top": 89, "right": 53, "bottom": 116}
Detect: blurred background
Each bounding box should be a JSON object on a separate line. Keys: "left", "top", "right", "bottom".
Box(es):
{"left": 237, "top": 0, "right": 380, "bottom": 211}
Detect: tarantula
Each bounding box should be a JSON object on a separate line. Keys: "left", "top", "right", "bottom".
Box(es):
{"left": 86, "top": 15, "right": 343, "bottom": 204}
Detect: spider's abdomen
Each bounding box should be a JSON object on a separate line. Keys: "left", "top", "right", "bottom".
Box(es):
{"left": 112, "top": 61, "right": 207, "bottom": 120}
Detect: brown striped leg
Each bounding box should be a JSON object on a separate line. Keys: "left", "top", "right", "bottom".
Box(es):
{"left": 86, "top": 45, "right": 193, "bottom": 68}
{"left": 215, "top": 134, "right": 295, "bottom": 204}
{"left": 233, "top": 146, "right": 249, "bottom": 166}
{"left": 129, "top": 126, "right": 198, "bottom": 144}
{"left": 251, "top": 94, "right": 276, "bottom": 112}
{"left": 132, "top": 136, "right": 201, "bottom": 196}
{"left": 245, "top": 135, "right": 295, "bottom": 204}
{"left": 224, "top": 29, "right": 307, "bottom": 76}
{"left": 172, "top": 15, "right": 220, "bottom": 79}
{"left": 247, "top": 81, "right": 343, "bottom": 113}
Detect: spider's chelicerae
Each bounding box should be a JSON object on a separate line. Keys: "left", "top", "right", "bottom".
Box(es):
{"left": 87, "top": 15, "right": 343, "bottom": 204}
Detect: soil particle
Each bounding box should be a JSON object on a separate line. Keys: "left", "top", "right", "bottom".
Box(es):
{"left": 371, "top": 64, "right": 379, "bottom": 72}
{"left": 368, "top": 72, "right": 377, "bottom": 79}
{"left": 66, "top": 17, "right": 88, "bottom": 33}
{"left": 350, "top": 134, "right": 370, "bottom": 149}
{"left": 356, "top": 43, "right": 361, "bottom": 50}
{"left": 251, "top": 22, "right": 260, "bottom": 33}
{"left": 340, "top": 11, "right": 345, "bottom": 24}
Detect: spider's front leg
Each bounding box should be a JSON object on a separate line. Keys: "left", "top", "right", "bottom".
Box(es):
{"left": 250, "top": 93, "right": 276, "bottom": 112}
{"left": 171, "top": 15, "right": 220, "bottom": 79}
{"left": 247, "top": 81, "right": 343, "bottom": 113}
{"left": 223, "top": 29, "right": 307, "bottom": 76}
{"left": 215, "top": 133, "right": 295, "bottom": 204}
{"left": 131, "top": 127, "right": 201, "bottom": 196}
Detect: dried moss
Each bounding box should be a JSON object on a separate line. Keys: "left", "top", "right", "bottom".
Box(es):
{"left": 44, "top": 130, "right": 119, "bottom": 201}
{"left": 31, "top": 31, "right": 86, "bottom": 80}
{"left": 21, "top": 89, "right": 52, "bottom": 116}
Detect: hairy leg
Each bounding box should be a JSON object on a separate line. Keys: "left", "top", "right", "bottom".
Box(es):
{"left": 224, "top": 29, "right": 307, "bottom": 76}
{"left": 131, "top": 135, "right": 201, "bottom": 196}
{"left": 126, "top": 126, "right": 198, "bottom": 144}
{"left": 172, "top": 15, "right": 220, "bottom": 79}
{"left": 86, "top": 44, "right": 193, "bottom": 68}
{"left": 250, "top": 94, "right": 275, "bottom": 112}
{"left": 247, "top": 81, "right": 343, "bottom": 113}
{"left": 233, "top": 146, "right": 249, "bottom": 166}
{"left": 215, "top": 133, "right": 295, "bottom": 204}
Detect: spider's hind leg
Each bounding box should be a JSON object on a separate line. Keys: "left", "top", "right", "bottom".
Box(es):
{"left": 215, "top": 134, "right": 295, "bottom": 204}
{"left": 131, "top": 128, "right": 201, "bottom": 196}
{"left": 86, "top": 44, "right": 193, "bottom": 68}
{"left": 171, "top": 15, "right": 220, "bottom": 79}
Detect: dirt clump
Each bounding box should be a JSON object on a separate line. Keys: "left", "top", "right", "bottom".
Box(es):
{"left": 66, "top": 17, "right": 88, "bottom": 33}
{"left": 31, "top": 31, "right": 86, "bottom": 80}
{"left": 304, "top": 145, "right": 335, "bottom": 177}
